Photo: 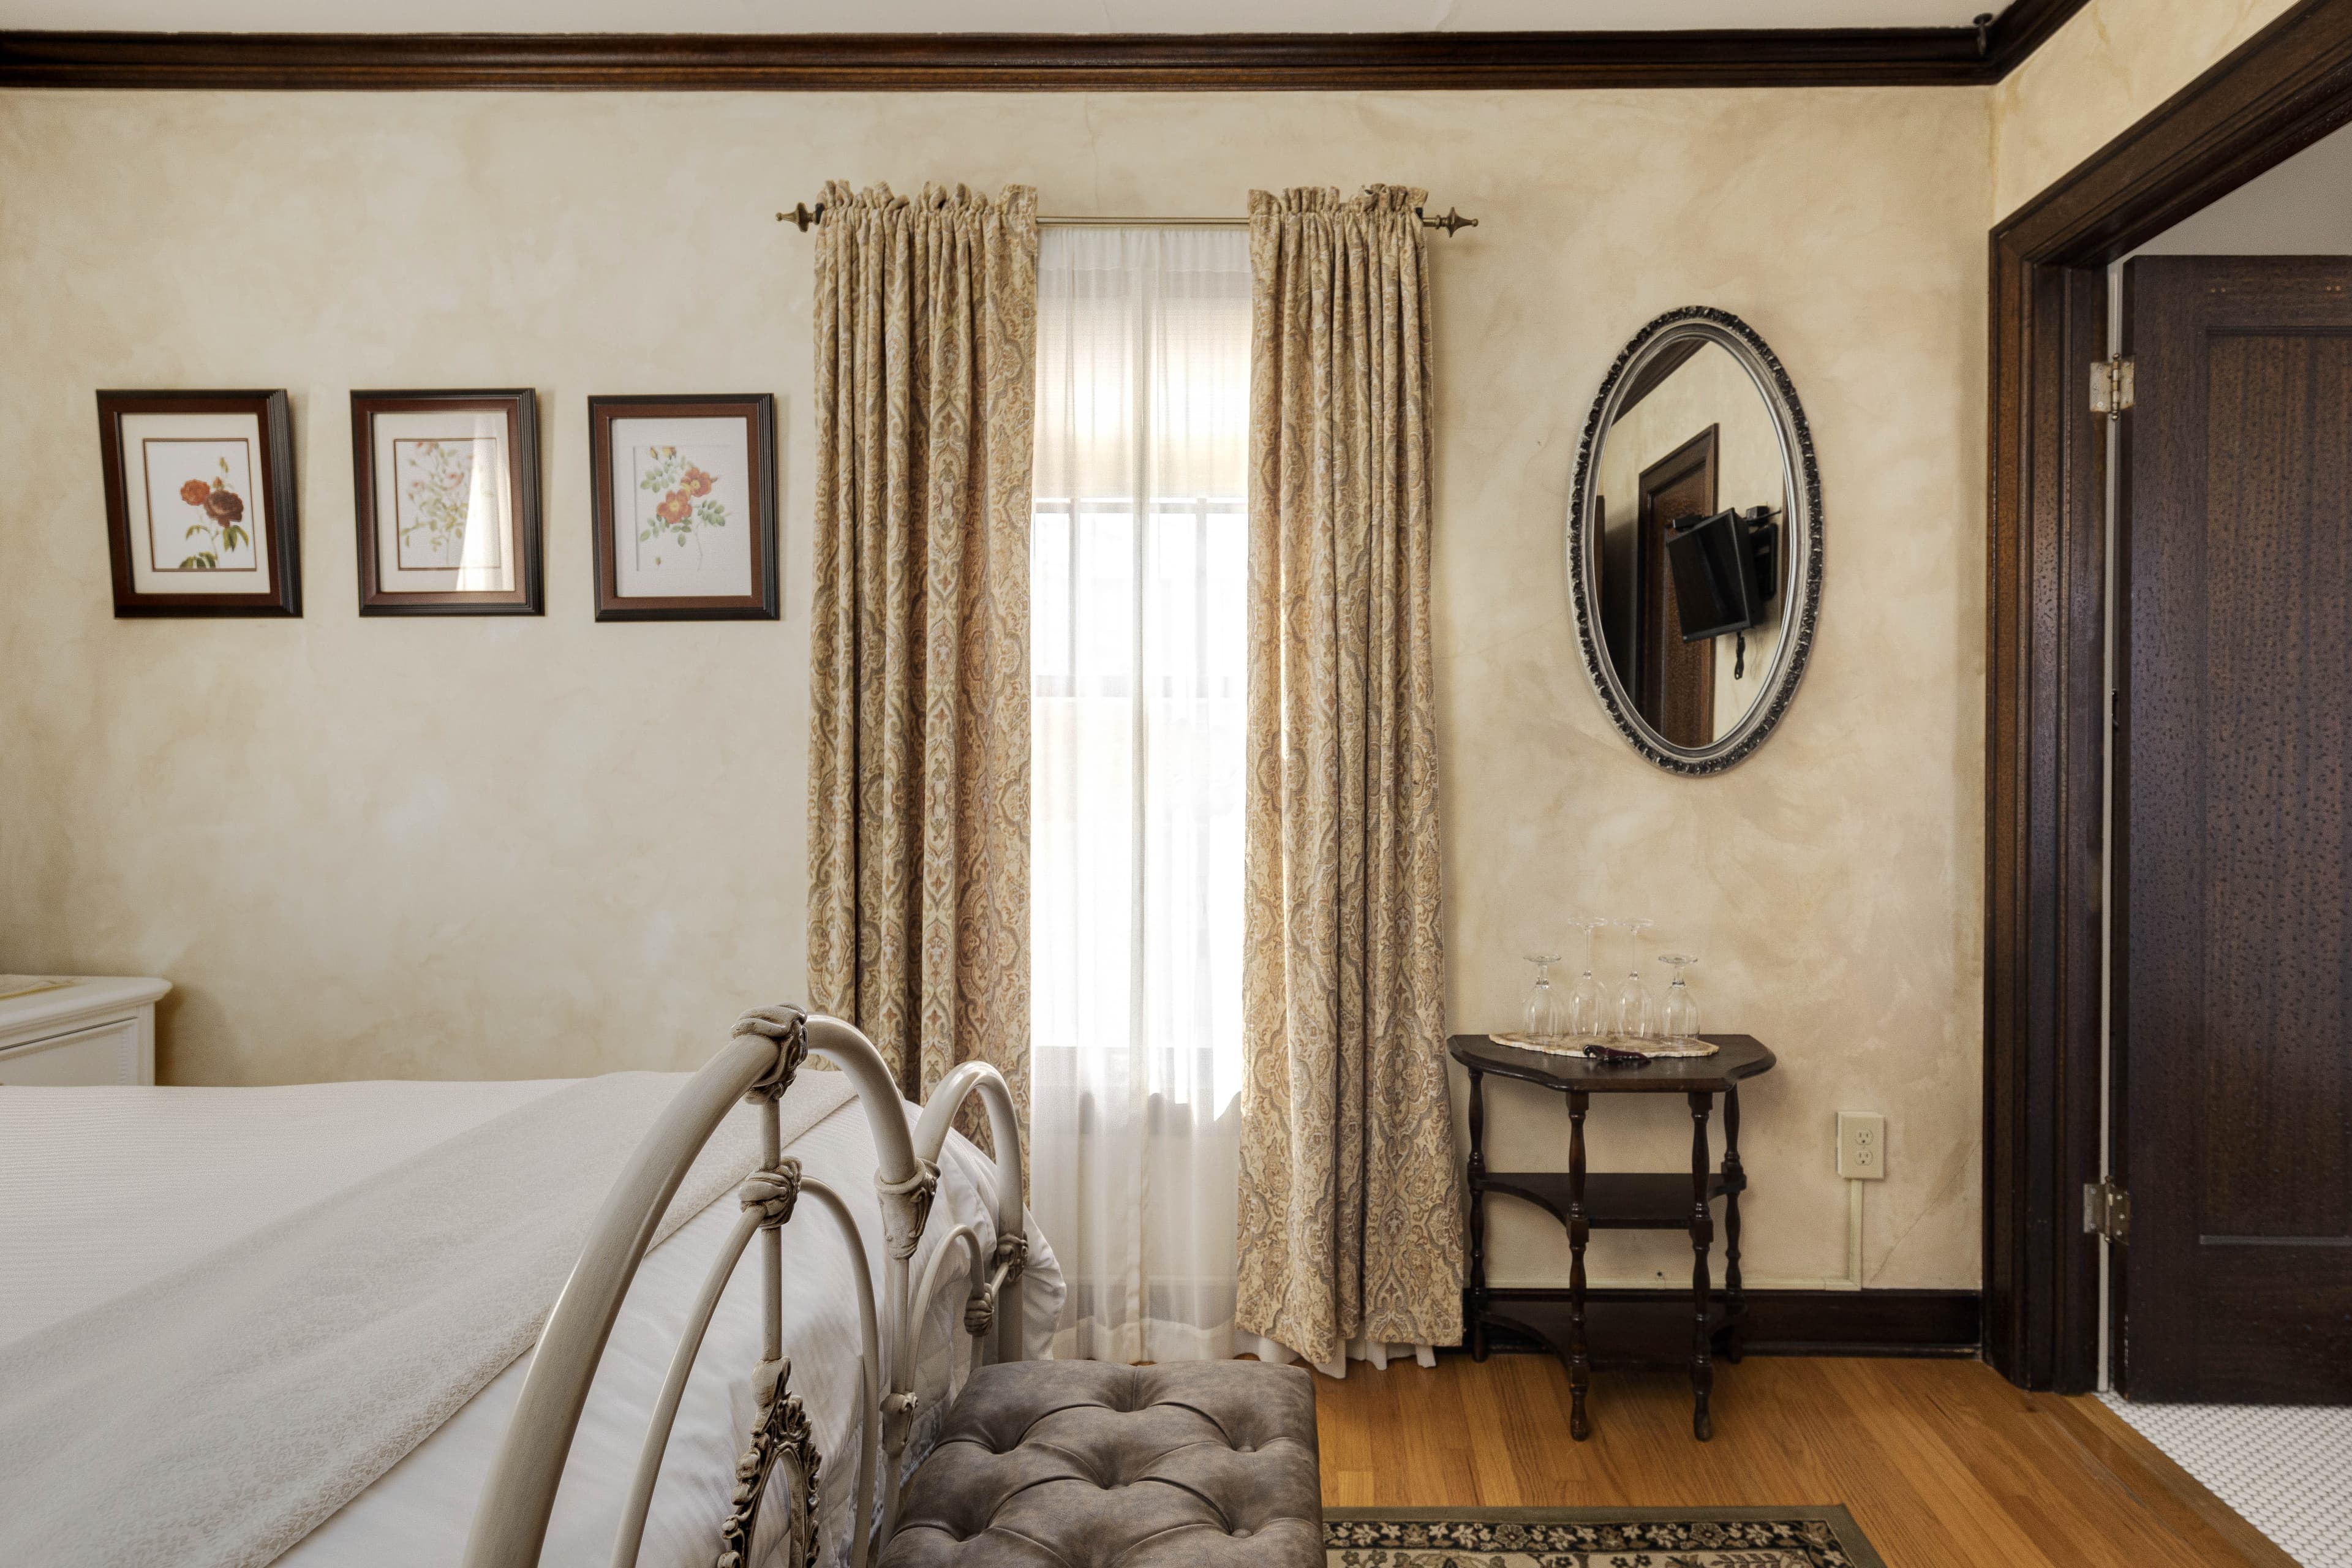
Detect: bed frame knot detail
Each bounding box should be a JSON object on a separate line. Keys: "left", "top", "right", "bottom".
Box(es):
{"left": 741, "top": 1161, "right": 804, "bottom": 1227}
{"left": 875, "top": 1159, "right": 941, "bottom": 1258}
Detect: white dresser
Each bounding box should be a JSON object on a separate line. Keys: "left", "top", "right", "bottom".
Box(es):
{"left": 0, "top": 977, "right": 170, "bottom": 1085}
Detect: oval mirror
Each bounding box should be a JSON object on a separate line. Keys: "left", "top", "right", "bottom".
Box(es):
{"left": 1567, "top": 307, "right": 1822, "bottom": 774}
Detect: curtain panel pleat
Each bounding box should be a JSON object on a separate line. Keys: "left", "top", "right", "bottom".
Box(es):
{"left": 1234, "top": 185, "right": 1463, "bottom": 1366}
{"left": 807, "top": 180, "right": 1040, "bottom": 1123}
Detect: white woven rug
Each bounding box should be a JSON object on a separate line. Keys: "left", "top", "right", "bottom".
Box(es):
{"left": 2100, "top": 1394, "right": 2352, "bottom": 1567}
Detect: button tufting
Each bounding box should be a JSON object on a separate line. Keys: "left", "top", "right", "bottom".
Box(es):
{"left": 881, "top": 1362, "right": 1321, "bottom": 1568}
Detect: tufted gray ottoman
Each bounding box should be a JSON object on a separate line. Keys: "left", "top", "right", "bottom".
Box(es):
{"left": 877, "top": 1360, "right": 1324, "bottom": 1568}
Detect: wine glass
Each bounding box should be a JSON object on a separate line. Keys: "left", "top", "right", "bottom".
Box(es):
{"left": 1567, "top": 918, "right": 1612, "bottom": 1038}
{"left": 1659, "top": 954, "right": 1700, "bottom": 1043}
{"left": 1614, "top": 918, "right": 1657, "bottom": 1039}
{"left": 1523, "top": 954, "right": 1567, "bottom": 1039}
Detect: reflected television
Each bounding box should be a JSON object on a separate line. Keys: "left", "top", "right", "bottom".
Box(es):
{"left": 1664, "top": 506, "right": 1779, "bottom": 643}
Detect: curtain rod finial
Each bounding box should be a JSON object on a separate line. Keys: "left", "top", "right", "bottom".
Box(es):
{"left": 1422, "top": 206, "right": 1479, "bottom": 237}
{"left": 780, "top": 201, "right": 825, "bottom": 231}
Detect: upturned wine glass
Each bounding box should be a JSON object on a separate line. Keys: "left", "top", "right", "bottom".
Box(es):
{"left": 1567, "top": 918, "right": 1613, "bottom": 1038}
{"left": 1659, "top": 954, "right": 1700, "bottom": 1043}
{"left": 1523, "top": 954, "right": 1568, "bottom": 1039}
{"left": 1614, "top": 918, "right": 1657, "bottom": 1039}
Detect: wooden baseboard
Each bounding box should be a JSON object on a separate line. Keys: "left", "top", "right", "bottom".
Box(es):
{"left": 1469, "top": 1287, "right": 1981, "bottom": 1359}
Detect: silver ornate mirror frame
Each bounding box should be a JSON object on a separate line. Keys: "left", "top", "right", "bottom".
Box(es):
{"left": 1566, "top": 306, "right": 1824, "bottom": 775}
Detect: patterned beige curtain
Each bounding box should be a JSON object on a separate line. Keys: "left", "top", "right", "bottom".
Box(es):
{"left": 807, "top": 181, "right": 1039, "bottom": 1123}
{"left": 1234, "top": 186, "right": 1463, "bottom": 1365}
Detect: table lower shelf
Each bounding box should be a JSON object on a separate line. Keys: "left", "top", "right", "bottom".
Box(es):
{"left": 1473, "top": 1291, "right": 1748, "bottom": 1370}
{"left": 1479, "top": 1168, "right": 1743, "bottom": 1230}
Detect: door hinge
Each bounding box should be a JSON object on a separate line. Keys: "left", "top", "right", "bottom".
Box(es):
{"left": 2084, "top": 1180, "right": 2132, "bottom": 1240}
{"left": 2090, "top": 356, "right": 2136, "bottom": 417}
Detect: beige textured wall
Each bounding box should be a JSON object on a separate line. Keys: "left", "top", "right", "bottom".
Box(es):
{"left": 1992, "top": 0, "right": 2304, "bottom": 220}
{"left": 0, "top": 85, "right": 1988, "bottom": 1289}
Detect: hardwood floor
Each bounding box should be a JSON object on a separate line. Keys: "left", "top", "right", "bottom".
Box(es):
{"left": 1314, "top": 1354, "right": 2297, "bottom": 1568}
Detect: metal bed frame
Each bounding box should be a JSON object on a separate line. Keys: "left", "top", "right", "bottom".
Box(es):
{"left": 459, "top": 1005, "right": 1028, "bottom": 1568}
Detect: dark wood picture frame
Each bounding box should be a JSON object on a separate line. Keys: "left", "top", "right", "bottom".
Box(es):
{"left": 588, "top": 394, "right": 778, "bottom": 622}
{"left": 350, "top": 388, "right": 543, "bottom": 616}
{"left": 97, "top": 388, "right": 300, "bottom": 618}
{"left": 1984, "top": 0, "right": 2352, "bottom": 1392}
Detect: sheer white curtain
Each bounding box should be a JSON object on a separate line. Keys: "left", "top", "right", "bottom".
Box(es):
{"left": 1030, "top": 226, "right": 1250, "bottom": 1363}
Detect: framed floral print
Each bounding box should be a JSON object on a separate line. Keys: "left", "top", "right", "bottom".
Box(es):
{"left": 97, "top": 390, "right": 300, "bottom": 617}
{"left": 588, "top": 395, "right": 778, "bottom": 622}
{"left": 351, "top": 389, "right": 542, "bottom": 616}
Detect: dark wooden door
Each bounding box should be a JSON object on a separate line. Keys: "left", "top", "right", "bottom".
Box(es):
{"left": 1635, "top": 428, "right": 1716, "bottom": 749}
{"left": 2116, "top": 255, "right": 2352, "bottom": 1402}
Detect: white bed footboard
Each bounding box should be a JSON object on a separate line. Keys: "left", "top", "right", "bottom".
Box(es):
{"left": 460, "top": 1006, "right": 1028, "bottom": 1568}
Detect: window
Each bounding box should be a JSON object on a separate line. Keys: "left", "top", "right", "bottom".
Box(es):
{"left": 1029, "top": 225, "right": 1251, "bottom": 1362}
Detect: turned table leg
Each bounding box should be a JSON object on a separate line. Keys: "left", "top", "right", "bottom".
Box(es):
{"left": 1723, "top": 1085, "right": 1746, "bottom": 1363}
{"left": 1567, "top": 1088, "right": 1591, "bottom": 1441}
{"left": 1467, "top": 1068, "right": 1488, "bottom": 1362}
{"left": 1686, "top": 1090, "right": 1715, "bottom": 1441}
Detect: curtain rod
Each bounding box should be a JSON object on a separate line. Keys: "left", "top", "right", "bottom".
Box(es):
{"left": 774, "top": 202, "right": 1479, "bottom": 235}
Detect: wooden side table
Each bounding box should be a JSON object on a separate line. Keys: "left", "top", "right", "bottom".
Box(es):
{"left": 1449, "top": 1032, "right": 1776, "bottom": 1442}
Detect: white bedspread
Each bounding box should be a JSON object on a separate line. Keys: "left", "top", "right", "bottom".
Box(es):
{"left": 0, "top": 1074, "right": 1063, "bottom": 1568}
{"left": 0, "top": 1077, "right": 570, "bottom": 1338}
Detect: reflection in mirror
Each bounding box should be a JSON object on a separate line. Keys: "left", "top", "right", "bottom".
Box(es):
{"left": 1568, "top": 308, "right": 1820, "bottom": 774}
{"left": 1593, "top": 341, "right": 1790, "bottom": 750}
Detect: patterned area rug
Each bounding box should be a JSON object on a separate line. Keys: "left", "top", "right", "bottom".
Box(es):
{"left": 1326, "top": 1506, "right": 1887, "bottom": 1568}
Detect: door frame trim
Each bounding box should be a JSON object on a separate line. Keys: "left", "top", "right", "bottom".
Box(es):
{"left": 1634, "top": 424, "right": 1721, "bottom": 734}
{"left": 1985, "top": 0, "right": 2352, "bottom": 1391}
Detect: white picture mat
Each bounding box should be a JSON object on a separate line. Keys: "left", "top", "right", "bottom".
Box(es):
{"left": 608, "top": 415, "right": 755, "bottom": 600}
{"left": 119, "top": 412, "right": 272, "bottom": 595}
{"left": 369, "top": 410, "right": 516, "bottom": 594}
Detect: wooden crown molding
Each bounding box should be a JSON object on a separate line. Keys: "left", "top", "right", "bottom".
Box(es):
{"left": 0, "top": 4, "right": 2090, "bottom": 91}
{"left": 1979, "top": 0, "right": 2096, "bottom": 80}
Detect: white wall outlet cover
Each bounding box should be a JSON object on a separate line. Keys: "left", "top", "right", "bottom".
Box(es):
{"left": 1836, "top": 1110, "right": 1888, "bottom": 1180}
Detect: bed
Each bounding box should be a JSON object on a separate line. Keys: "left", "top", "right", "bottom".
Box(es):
{"left": 0, "top": 1006, "right": 1061, "bottom": 1568}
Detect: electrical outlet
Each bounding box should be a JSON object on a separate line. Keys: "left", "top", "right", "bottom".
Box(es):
{"left": 1836, "top": 1111, "right": 1887, "bottom": 1180}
